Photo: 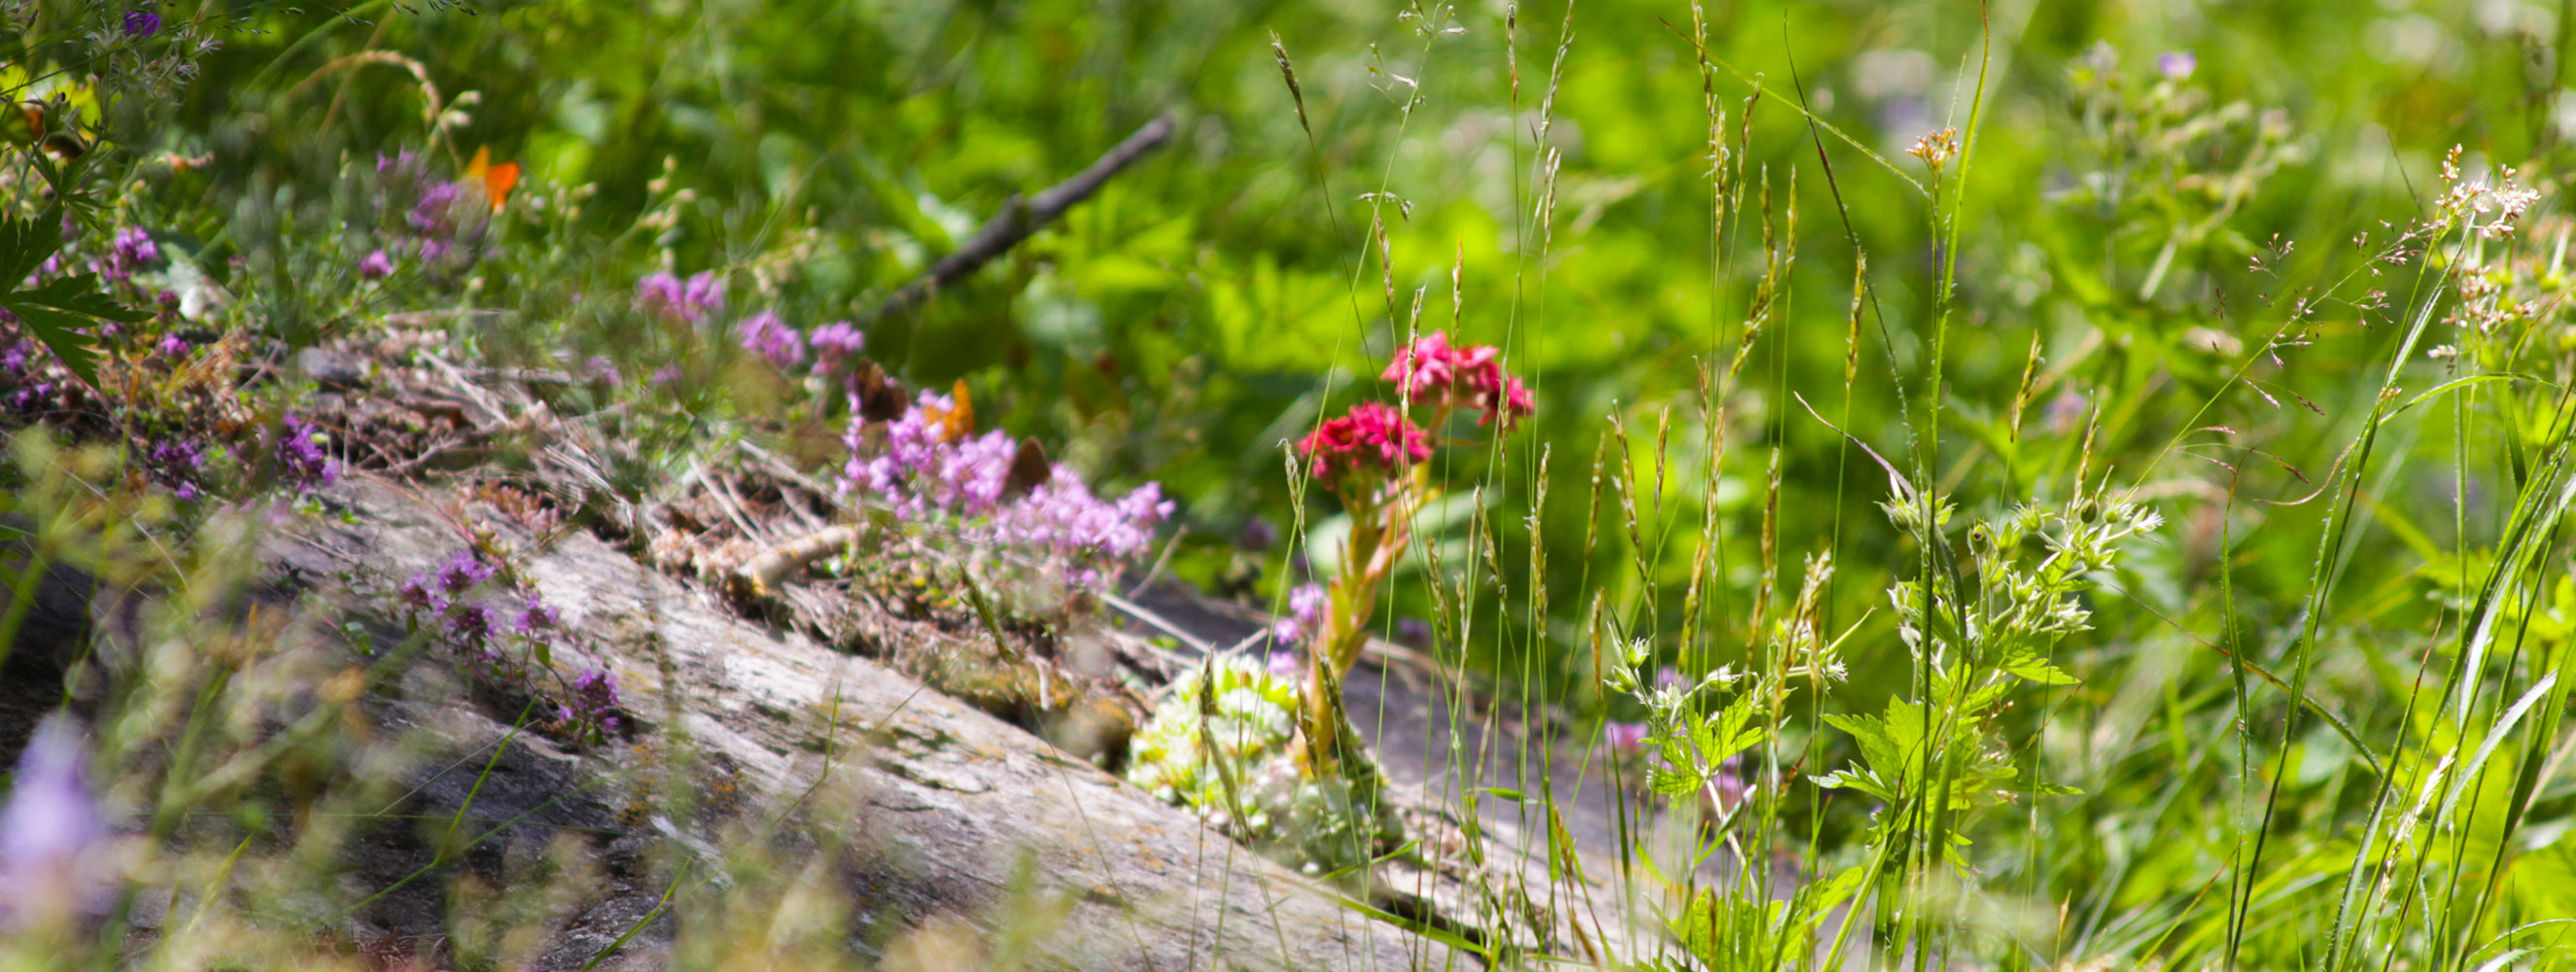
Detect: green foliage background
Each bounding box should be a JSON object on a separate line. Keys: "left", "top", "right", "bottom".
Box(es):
{"left": 14, "top": 0, "right": 2576, "bottom": 963}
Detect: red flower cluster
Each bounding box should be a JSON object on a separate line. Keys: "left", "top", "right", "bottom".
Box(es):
{"left": 1298, "top": 401, "right": 1431, "bottom": 481}
{"left": 1381, "top": 331, "right": 1534, "bottom": 429}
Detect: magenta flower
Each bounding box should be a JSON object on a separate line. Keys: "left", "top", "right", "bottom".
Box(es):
{"left": 1381, "top": 331, "right": 1534, "bottom": 429}
{"left": 275, "top": 415, "right": 339, "bottom": 492}
{"left": 358, "top": 248, "right": 397, "bottom": 280}
{"left": 734, "top": 311, "right": 805, "bottom": 369}
{"left": 1267, "top": 650, "right": 1303, "bottom": 678}
{"left": 1297, "top": 401, "right": 1431, "bottom": 482}
{"left": 103, "top": 227, "right": 158, "bottom": 281}
{"left": 808, "top": 321, "right": 866, "bottom": 366}
{"left": 637, "top": 270, "right": 726, "bottom": 325}
{"left": 1605, "top": 720, "right": 1651, "bottom": 753}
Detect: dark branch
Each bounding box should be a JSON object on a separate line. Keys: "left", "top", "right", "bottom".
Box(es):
{"left": 859, "top": 112, "right": 1178, "bottom": 324}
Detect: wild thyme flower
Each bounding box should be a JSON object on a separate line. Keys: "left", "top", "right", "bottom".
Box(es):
{"left": 1267, "top": 649, "right": 1304, "bottom": 678}
{"left": 1296, "top": 401, "right": 1430, "bottom": 482}
{"left": 2157, "top": 50, "right": 2196, "bottom": 81}
{"left": 990, "top": 468, "right": 1173, "bottom": 589}
{"left": 563, "top": 667, "right": 622, "bottom": 735}
{"left": 808, "top": 321, "right": 866, "bottom": 366}
{"left": 1270, "top": 582, "right": 1328, "bottom": 643}
{"left": 636, "top": 270, "right": 724, "bottom": 325}
{"left": 122, "top": 10, "right": 159, "bottom": 37}
{"left": 843, "top": 390, "right": 1020, "bottom": 517}
{"left": 104, "top": 227, "right": 157, "bottom": 281}
{"left": 432, "top": 549, "right": 496, "bottom": 597}
{"left": 275, "top": 415, "right": 339, "bottom": 492}
{"left": 358, "top": 248, "right": 396, "bottom": 280}
{"left": 0, "top": 712, "right": 110, "bottom": 930}
{"left": 448, "top": 603, "right": 496, "bottom": 642}
{"left": 515, "top": 593, "right": 560, "bottom": 634}
{"left": 408, "top": 181, "right": 460, "bottom": 235}
{"left": 1604, "top": 720, "right": 1650, "bottom": 753}
{"left": 734, "top": 310, "right": 805, "bottom": 368}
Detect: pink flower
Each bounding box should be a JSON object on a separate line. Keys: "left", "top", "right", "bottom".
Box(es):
{"left": 1605, "top": 720, "right": 1651, "bottom": 753}
{"left": 637, "top": 270, "right": 725, "bottom": 325}
{"left": 734, "top": 311, "right": 805, "bottom": 368}
{"left": 1381, "top": 331, "right": 1534, "bottom": 429}
{"left": 358, "top": 248, "right": 397, "bottom": 280}
{"left": 1298, "top": 402, "right": 1431, "bottom": 482}
{"left": 808, "top": 321, "right": 866, "bottom": 366}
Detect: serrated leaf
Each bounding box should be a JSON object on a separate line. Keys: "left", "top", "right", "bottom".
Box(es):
{"left": 2000, "top": 648, "right": 2080, "bottom": 685}
{"left": 0, "top": 299, "right": 103, "bottom": 388}
{"left": 0, "top": 211, "right": 63, "bottom": 285}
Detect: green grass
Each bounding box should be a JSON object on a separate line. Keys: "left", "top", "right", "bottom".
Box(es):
{"left": 3, "top": 0, "right": 2575, "bottom": 968}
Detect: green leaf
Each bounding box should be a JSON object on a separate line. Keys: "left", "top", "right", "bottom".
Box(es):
{"left": 0, "top": 210, "right": 63, "bottom": 285}
{"left": 0, "top": 212, "right": 148, "bottom": 392}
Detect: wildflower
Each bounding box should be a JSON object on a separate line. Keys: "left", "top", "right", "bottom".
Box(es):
{"left": 567, "top": 667, "right": 622, "bottom": 734}
{"left": 448, "top": 603, "right": 496, "bottom": 642}
{"left": 358, "top": 248, "right": 397, "bottom": 280}
{"left": 155, "top": 333, "right": 191, "bottom": 358}
{"left": 2156, "top": 50, "right": 2196, "bottom": 81}
{"left": 1395, "top": 616, "right": 1431, "bottom": 647}
{"left": 0, "top": 712, "right": 110, "bottom": 930}
{"left": 1654, "top": 665, "right": 1684, "bottom": 689}
{"left": 808, "top": 321, "right": 866, "bottom": 366}
{"left": 515, "top": 592, "right": 559, "bottom": 634}
{"left": 1380, "top": 331, "right": 1534, "bottom": 428}
{"left": 104, "top": 227, "right": 158, "bottom": 281}
{"left": 275, "top": 415, "right": 338, "bottom": 492}
{"left": 989, "top": 469, "right": 1173, "bottom": 589}
{"left": 1604, "top": 720, "right": 1651, "bottom": 753}
{"left": 432, "top": 549, "right": 495, "bottom": 596}
{"left": 1237, "top": 518, "right": 1278, "bottom": 550}
{"left": 397, "top": 573, "right": 445, "bottom": 612}
{"left": 1908, "top": 127, "right": 1961, "bottom": 170}
{"left": 1288, "top": 583, "right": 1328, "bottom": 633}
{"left": 735, "top": 311, "right": 805, "bottom": 368}
{"left": 1297, "top": 401, "right": 1431, "bottom": 483}
{"left": 408, "top": 181, "right": 460, "bottom": 234}
{"left": 636, "top": 270, "right": 725, "bottom": 325}
{"left": 1267, "top": 650, "right": 1303, "bottom": 678}
{"left": 122, "top": 10, "right": 159, "bottom": 37}
{"left": 844, "top": 391, "right": 1022, "bottom": 517}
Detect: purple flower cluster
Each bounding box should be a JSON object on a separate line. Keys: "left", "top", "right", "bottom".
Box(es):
{"left": 808, "top": 321, "right": 865, "bottom": 366}
{"left": 103, "top": 227, "right": 157, "bottom": 282}
{"left": 636, "top": 270, "right": 726, "bottom": 325}
{"left": 398, "top": 551, "right": 618, "bottom": 739}
{"left": 734, "top": 310, "right": 804, "bottom": 368}
{"left": 1269, "top": 582, "right": 1329, "bottom": 644}
{"left": 562, "top": 667, "right": 622, "bottom": 737}
{"left": 841, "top": 390, "right": 1175, "bottom": 591}
{"left": 992, "top": 468, "right": 1175, "bottom": 589}
{"left": 844, "top": 390, "right": 1023, "bottom": 518}
{"left": 275, "top": 415, "right": 339, "bottom": 493}
{"left": 1605, "top": 720, "right": 1651, "bottom": 753}
{"left": 147, "top": 438, "right": 205, "bottom": 502}
{"left": 122, "top": 10, "right": 160, "bottom": 38}
{"left": 365, "top": 151, "right": 485, "bottom": 277}
{"left": 0, "top": 712, "right": 111, "bottom": 930}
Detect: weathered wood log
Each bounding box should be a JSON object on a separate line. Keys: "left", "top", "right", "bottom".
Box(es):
{"left": 253, "top": 479, "right": 1465, "bottom": 971}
